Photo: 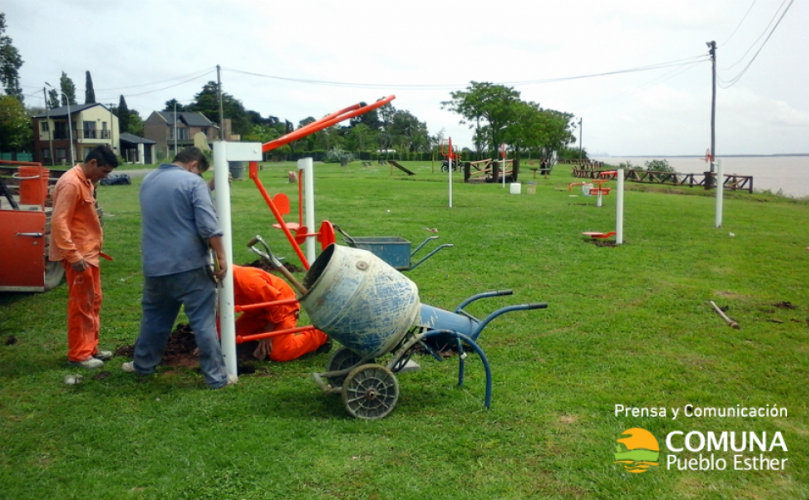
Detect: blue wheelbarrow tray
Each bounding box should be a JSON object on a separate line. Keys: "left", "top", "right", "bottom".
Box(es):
{"left": 334, "top": 225, "right": 452, "bottom": 271}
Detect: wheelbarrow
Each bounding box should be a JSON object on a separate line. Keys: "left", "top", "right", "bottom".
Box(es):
{"left": 333, "top": 224, "right": 453, "bottom": 271}
{"left": 302, "top": 244, "right": 547, "bottom": 419}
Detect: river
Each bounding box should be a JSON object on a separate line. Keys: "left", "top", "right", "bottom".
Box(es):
{"left": 591, "top": 155, "right": 809, "bottom": 199}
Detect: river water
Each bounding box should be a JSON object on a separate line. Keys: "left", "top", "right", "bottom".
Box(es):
{"left": 591, "top": 155, "right": 809, "bottom": 199}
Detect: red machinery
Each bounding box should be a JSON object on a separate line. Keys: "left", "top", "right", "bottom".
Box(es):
{"left": 0, "top": 161, "right": 64, "bottom": 292}
{"left": 248, "top": 95, "right": 395, "bottom": 270}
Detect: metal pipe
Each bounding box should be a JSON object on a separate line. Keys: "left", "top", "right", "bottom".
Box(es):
{"left": 213, "top": 141, "right": 238, "bottom": 377}
{"left": 616, "top": 168, "right": 624, "bottom": 245}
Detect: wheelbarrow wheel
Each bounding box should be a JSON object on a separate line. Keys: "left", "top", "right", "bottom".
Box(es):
{"left": 341, "top": 364, "right": 399, "bottom": 420}
{"left": 325, "top": 347, "right": 370, "bottom": 387}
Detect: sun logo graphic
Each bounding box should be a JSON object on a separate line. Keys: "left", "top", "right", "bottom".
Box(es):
{"left": 614, "top": 427, "right": 660, "bottom": 473}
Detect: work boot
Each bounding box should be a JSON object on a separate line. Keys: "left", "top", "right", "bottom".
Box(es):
{"left": 69, "top": 357, "right": 104, "bottom": 369}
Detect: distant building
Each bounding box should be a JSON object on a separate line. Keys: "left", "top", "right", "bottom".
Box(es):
{"left": 143, "top": 111, "right": 225, "bottom": 160}
{"left": 31, "top": 103, "right": 119, "bottom": 166}
{"left": 119, "top": 132, "right": 156, "bottom": 164}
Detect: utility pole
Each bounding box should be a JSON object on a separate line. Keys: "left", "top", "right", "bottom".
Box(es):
{"left": 43, "top": 87, "right": 54, "bottom": 165}
{"left": 707, "top": 40, "right": 716, "bottom": 174}
{"left": 217, "top": 64, "right": 225, "bottom": 140}
{"left": 578, "top": 117, "right": 583, "bottom": 162}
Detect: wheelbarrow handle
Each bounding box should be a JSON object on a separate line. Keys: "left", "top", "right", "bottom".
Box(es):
{"left": 455, "top": 290, "right": 513, "bottom": 312}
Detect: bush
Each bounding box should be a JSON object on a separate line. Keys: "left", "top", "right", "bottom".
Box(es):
{"left": 645, "top": 159, "right": 675, "bottom": 173}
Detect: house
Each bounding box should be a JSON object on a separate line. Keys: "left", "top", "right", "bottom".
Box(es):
{"left": 32, "top": 103, "right": 119, "bottom": 166}
{"left": 143, "top": 111, "right": 224, "bottom": 161}
{"left": 119, "top": 132, "right": 156, "bottom": 164}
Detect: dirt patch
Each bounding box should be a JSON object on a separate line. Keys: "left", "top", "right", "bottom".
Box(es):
{"left": 773, "top": 301, "right": 798, "bottom": 310}
{"left": 115, "top": 323, "right": 258, "bottom": 371}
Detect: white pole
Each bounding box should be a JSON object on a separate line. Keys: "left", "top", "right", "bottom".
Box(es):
{"left": 66, "top": 99, "right": 74, "bottom": 165}
{"left": 616, "top": 168, "right": 624, "bottom": 245}
{"left": 300, "top": 157, "right": 316, "bottom": 263}
{"left": 448, "top": 155, "right": 453, "bottom": 208}
{"left": 213, "top": 141, "right": 238, "bottom": 377}
{"left": 447, "top": 139, "right": 453, "bottom": 208}
{"left": 714, "top": 159, "right": 723, "bottom": 228}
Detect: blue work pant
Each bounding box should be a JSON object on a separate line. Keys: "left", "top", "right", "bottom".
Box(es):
{"left": 133, "top": 267, "right": 228, "bottom": 388}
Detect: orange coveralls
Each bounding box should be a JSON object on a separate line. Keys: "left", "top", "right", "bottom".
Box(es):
{"left": 48, "top": 165, "right": 104, "bottom": 362}
{"left": 231, "top": 265, "right": 328, "bottom": 362}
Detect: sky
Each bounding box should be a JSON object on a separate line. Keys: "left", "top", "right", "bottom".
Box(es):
{"left": 4, "top": 0, "right": 808, "bottom": 156}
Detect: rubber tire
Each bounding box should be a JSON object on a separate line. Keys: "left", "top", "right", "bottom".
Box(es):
{"left": 341, "top": 363, "right": 399, "bottom": 420}
{"left": 325, "top": 347, "right": 369, "bottom": 387}
{"left": 44, "top": 260, "right": 65, "bottom": 291}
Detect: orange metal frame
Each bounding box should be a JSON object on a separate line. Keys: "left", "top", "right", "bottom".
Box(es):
{"left": 248, "top": 95, "right": 395, "bottom": 270}
{"left": 234, "top": 96, "right": 395, "bottom": 347}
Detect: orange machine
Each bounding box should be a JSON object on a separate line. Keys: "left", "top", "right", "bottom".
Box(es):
{"left": 0, "top": 161, "right": 63, "bottom": 292}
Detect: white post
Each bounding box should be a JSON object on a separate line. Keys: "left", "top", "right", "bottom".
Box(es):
{"left": 616, "top": 168, "right": 624, "bottom": 245}
{"left": 448, "top": 155, "right": 453, "bottom": 208}
{"left": 299, "top": 157, "right": 316, "bottom": 263}
{"left": 212, "top": 142, "right": 261, "bottom": 378}
{"left": 213, "top": 141, "right": 237, "bottom": 377}
{"left": 714, "top": 159, "right": 723, "bottom": 228}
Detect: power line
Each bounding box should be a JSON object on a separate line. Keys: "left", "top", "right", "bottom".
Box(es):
{"left": 720, "top": 0, "right": 794, "bottom": 87}
{"left": 223, "top": 54, "right": 709, "bottom": 91}
{"left": 719, "top": 0, "right": 759, "bottom": 50}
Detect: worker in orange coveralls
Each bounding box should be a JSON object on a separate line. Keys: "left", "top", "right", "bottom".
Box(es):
{"left": 49, "top": 145, "right": 119, "bottom": 369}
{"left": 231, "top": 264, "right": 329, "bottom": 362}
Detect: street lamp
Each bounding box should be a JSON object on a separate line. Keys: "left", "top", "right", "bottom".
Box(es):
{"left": 45, "top": 82, "right": 74, "bottom": 165}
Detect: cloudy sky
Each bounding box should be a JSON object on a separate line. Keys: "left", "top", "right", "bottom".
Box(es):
{"left": 5, "top": 0, "right": 807, "bottom": 156}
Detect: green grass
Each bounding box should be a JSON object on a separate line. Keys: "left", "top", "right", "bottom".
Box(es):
{"left": 1, "top": 160, "right": 807, "bottom": 500}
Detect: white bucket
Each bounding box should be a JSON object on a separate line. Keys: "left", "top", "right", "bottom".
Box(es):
{"left": 581, "top": 183, "right": 593, "bottom": 196}
{"left": 509, "top": 182, "right": 521, "bottom": 195}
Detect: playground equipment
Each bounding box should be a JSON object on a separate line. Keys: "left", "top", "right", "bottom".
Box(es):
{"left": 333, "top": 224, "right": 453, "bottom": 271}
{"left": 464, "top": 158, "right": 516, "bottom": 184}
{"left": 569, "top": 177, "right": 612, "bottom": 207}
{"left": 440, "top": 138, "right": 456, "bottom": 208}
{"left": 303, "top": 244, "right": 548, "bottom": 419}
{"left": 578, "top": 168, "right": 625, "bottom": 245}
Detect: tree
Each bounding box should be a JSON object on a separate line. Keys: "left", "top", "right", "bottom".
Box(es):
{"left": 190, "top": 81, "right": 251, "bottom": 137}
{"left": 344, "top": 123, "right": 377, "bottom": 152}
{"left": 443, "top": 81, "right": 521, "bottom": 156}
{"left": 84, "top": 71, "right": 95, "bottom": 104}
{"left": 117, "top": 94, "right": 130, "bottom": 133}
{"left": 46, "top": 88, "right": 59, "bottom": 109}
{"left": 59, "top": 72, "right": 77, "bottom": 105}
{"left": 503, "top": 101, "right": 574, "bottom": 159}
{"left": 126, "top": 109, "right": 144, "bottom": 137}
{"left": 0, "top": 13, "right": 24, "bottom": 103}
{"left": 388, "top": 109, "right": 430, "bottom": 154}
{"left": 163, "top": 98, "right": 188, "bottom": 112}
{"left": 0, "top": 95, "right": 33, "bottom": 151}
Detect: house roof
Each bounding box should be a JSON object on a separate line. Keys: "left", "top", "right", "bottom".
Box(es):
{"left": 120, "top": 132, "right": 156, "bottom": 145}
{"left": 155, "top": 111, "right": 216, "bottom": 128}
{"left": 33, "top": 102, "right": 110, "bottom": 118}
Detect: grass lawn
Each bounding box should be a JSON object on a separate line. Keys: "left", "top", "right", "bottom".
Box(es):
{"left": 1, "top": 160, "right": 807, "bottom": 499}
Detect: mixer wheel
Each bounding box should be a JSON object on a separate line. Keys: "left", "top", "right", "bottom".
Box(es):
{"left": 341, "top": 364, "right": 399, "bottom": 420}
{"left": 325, "top": 347, "right": 369, "bottom": 386}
